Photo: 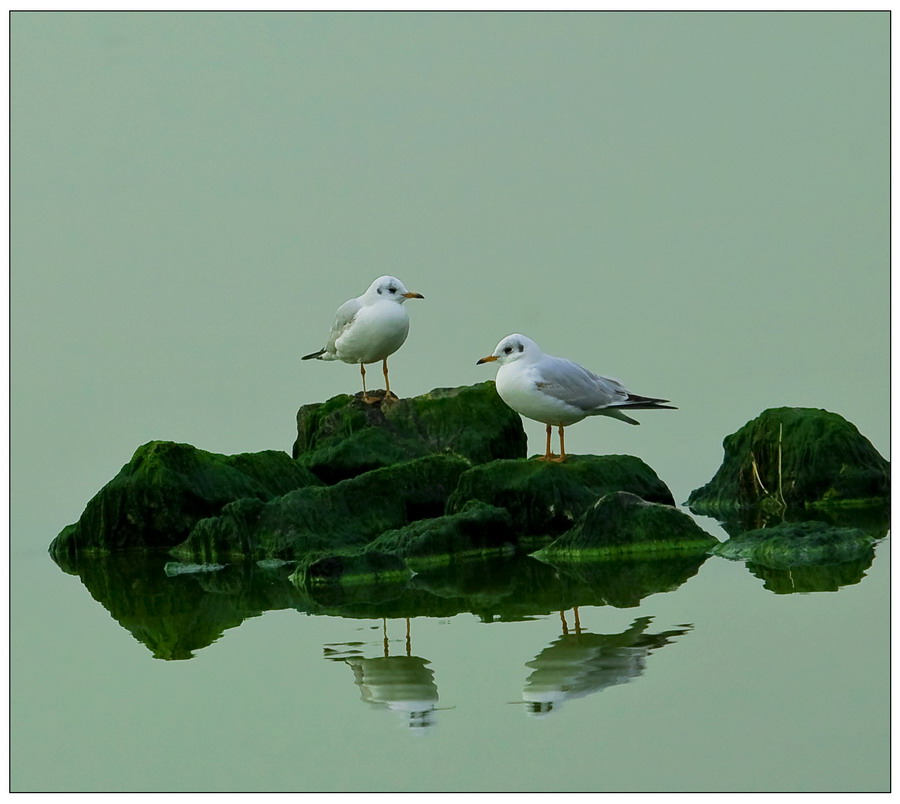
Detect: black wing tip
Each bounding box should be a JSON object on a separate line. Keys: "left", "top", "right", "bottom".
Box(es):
{"left": 301, "top": 349, "right": 325, "bottom": 360}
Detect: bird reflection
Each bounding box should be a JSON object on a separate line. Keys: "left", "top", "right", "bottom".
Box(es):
{"left": 325, "top": 618, "right": 441, "bottom": 733}
{"left": 522, "top": 609, "right": 692, "bottom": 717}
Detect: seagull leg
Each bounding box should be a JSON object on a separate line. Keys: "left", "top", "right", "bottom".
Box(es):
{"left": 551, "top": 425, "right": 567, "bottom": 463}
{"left": 360, "top": 363, "right": 376, "bottom": 404}
{"left": 383, "top": 358, "right": 398, "bottom": 401}
{"left": 537, "top": 423, "right": 553, "bottom": 461}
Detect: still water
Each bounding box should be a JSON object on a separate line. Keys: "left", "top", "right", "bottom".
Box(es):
{"left": 12, "top": 511, "right": 889, "bottom": 793}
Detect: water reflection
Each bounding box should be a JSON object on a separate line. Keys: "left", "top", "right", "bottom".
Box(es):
{"left": 521, "top": 611, "right": 692, "bottom": 717}
{"left": 325, "top": 619, "right": 441, "bottom": 733}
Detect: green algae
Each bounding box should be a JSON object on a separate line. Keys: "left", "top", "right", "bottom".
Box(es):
{"left": 49, "top": 441, "right": 322, "bottom": 559}
{"left": 446, "top": 454, "right": 675, "bottom": 538}
{"left": 687, "top": 407, "right": 889, "bottom": 516}
{"left": 170, "top": 454, "right": 472, "bottom": 563}
{"left": 711, "top": 520, "right": 876, "bottom": 568}
{"left": 535, "top": 492, "right": 719, "bottom": 560}
{"left": 368, "top": 500, "right": 516, "bottom": 568}
{"left": 293, "top": 382, "right": 527, "bottom": 484}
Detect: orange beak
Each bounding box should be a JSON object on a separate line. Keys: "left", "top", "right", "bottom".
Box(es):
{"left": 403, "top": 291, "right": 424, "bottom": 299}
{"left": 476, "top": 354, "right": 498, "bottom": 365}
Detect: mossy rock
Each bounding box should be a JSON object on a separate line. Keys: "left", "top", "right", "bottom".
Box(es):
{"left": 446, "top": 454, "right": 675, "bottom": 539}
{"left": 535, "top": 491, "right": 718, "bottom": 559}
{"left": 295, "top": 549, "right": 412, "bottom": 588}
{"left": 368, "top": 500, "right": 517, "bottom": 568}
{"left": 49, "top": 441, "right": 322, "bottom": 559}
{"left": 687, "top": 408, "right": 889, "bottom": 516}
{"left": 292, "top": 382, "right": 527, "bottom": 483}
{"left": 170, "top": 454, "right": 472, "bottom": 563}
{"left": 711, "top": 520, "right": 877, "bottom": 569}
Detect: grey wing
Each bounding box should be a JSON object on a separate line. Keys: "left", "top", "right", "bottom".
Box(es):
{"left": 535, "top": 356, "right": 630, "bottom": 412}
{"left": 324, "top": 298, "right": 361, "bottom": 352}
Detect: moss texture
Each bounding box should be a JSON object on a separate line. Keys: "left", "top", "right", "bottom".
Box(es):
{"left": 170, "top": 454, "right": 472, "bottom": 563}
{"left": 446, "top": 454, "right": 675, "bottom": 538}
{"left": 687, "top": 407, "right": 889, "bottom": 515}
{"left": 49, "top": 441, "right": 322, "bottom": 559}
{"left": 292, "top": 382, "right": 527, "bottom": 484}
{"left": 536, "top": 491, "right": 719, "bottom": 559}
{"left": 368, "top": 500, "right": 517, "bottom": 567}
{"left": 711, "top": 520, "right": 876, "bottom": 568}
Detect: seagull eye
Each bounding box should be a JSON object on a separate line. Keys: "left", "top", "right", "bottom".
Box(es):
{"left": 388, "top": 286, "right": 397, "bottom": 294}
{"left": 503, "top": 346, "right": 512, "bottom": 354}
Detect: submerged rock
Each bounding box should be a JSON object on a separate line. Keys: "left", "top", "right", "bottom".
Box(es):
{"left": 292, "top": 382, "right": 527, "bottom": 484}
{"left": 687, "top": 408, "right": 889, "bottom": 516}
{"left": 536, "top": 491, "right": 718, "bottom": 559}
{"left": 170, "top": 454, "right": 472, "bottom": 563}
{"left": 368, "top": 500, "right": 517, "bottom": 567}
{"left": 711, "top": 520, "right": 876, "bottom": 568}
{"left": 446, "top": 455, "right": 675, "bottom": 540}
{"left": 50, "top": 441, "right": 321, "bottom": 559}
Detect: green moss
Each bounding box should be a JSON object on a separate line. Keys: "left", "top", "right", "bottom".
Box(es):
{"left": 712, "top": 520, "right": 876, "bottom": 569}
{"left": 447, "top": 454, "right": 675, "bottom": 537}
{"left": 49, "top": 441, "right": 322, "bottom": 559}
{"left": 535, "top": 492, "right": 718, "bottom": 560}
{"left": 170, "top": 454, "right": 473, "bottom": 563}
{"left": 292, "top": 382, "right": 527, "bottom": 483}
{"left": 368, "top": 500, "right": 516, "bottom": 567}
{"left": 688, "top": 407, "right": 889, "bottom": 515}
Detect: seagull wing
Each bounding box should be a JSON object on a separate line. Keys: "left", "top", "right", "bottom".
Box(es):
{"left": 534, "top": 356, "right": 629, "bottom": 413}
{"left": 324, "top": 297, "right": 362, "bottom": 353}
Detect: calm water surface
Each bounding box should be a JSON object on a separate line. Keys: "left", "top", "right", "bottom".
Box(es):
{"left": 12, "top": 512, "right": 889, "bottom": 793}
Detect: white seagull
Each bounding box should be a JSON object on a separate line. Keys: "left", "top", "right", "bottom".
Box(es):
{"left": 477, "top": 334, "right": 675, "bottom": 461}
{"left": 302, "top": 276, "right": 424, "bottom": 402}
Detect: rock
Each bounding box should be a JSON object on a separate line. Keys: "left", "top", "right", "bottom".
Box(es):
{"left": 711, "top": 520, "right": 876, "bottom": 568}
{"left": 170, "top": 454, "right": 472, "bottom": 563}
{"left": 739, "top": 552, "right": 877, "bottom": 595}
{"left": 292, "top": 382, "right": 527, "bottom": 484}
{"left": 446, "top": 454, "right": 675, "bottom": 540}
{"left": 295, "top": 549, "right": 412, "bottom": 588}
{"left": 368, "top": 500, "right": 517, "bottom": 567}
{"left": 687, "top": 407, "right": 889, "bottom": 515}
{"left": 535, "top": 491, "right": 718, "bottom": 559}
{"left": 49, "top": 441, "right": 322, "bottom": 559}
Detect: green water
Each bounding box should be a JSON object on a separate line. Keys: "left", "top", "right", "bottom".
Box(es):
{"left": 11, "top": 11, "right": 889, "bottom": 793}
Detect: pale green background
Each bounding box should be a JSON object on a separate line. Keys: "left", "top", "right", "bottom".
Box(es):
{"left": 11, "top": 11, "right": 889, "bottom": 792}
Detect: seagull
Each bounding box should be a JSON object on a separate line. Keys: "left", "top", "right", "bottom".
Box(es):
{"left": 476, "top": 334, "right": 675, "bottom": 461}
{"left": 302, "top": 276, "right": 424, "bottom": 403}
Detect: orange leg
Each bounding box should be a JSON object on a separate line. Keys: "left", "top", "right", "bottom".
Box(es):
{"left": 360, "top": 364, "right": 377, "bottom": 404}
{"left": 551, "top": 425, "right": 567, "bottom": 462}
{"left": 559, "top": 610, "right": 569, "bottom": 635}
{"left": 537, "top": 423, "right": 553, "bottom": 461}
{"left": 383, "top": 358, "right": 398, "bottom": 400}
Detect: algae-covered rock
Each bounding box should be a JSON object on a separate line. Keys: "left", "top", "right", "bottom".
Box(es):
{"left": 170, "top": 454, "right": 472, "bottom": 563}
{"left": 292, "top": 382, "right": 527, "bottom": 484}
{"left": 687, "top": 408, "right": 889, "bottom": 516}
{"left": 296, "top": 549, "right": 412, "bottom": 587}
{"left": 536, "top": 491, "right": 718, "bottom": 559}
{"left": 50, "top": 441, "right": 322, "bottom": 559}
{"left": 446, "top": 455, "right": 675, "bottom": 539}
{"left": 368, "top": 500, "right": 516, "bottom": 567}
{"left": 711, "top": 520, "right": 876, "bottom": 568}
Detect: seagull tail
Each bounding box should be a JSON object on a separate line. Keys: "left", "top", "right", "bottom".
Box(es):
{"left": 301, "top": 349, "right": 326, "bottom": 360}
{"left": 618, "top": 393, "right": 677, "bottom": 411}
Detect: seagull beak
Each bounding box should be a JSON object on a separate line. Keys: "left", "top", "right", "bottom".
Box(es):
{"left": 476, "top": 355, "right": 498, "bottom": 365}
{"left": 403, "top": 291, "right": 424, "bottom": 299}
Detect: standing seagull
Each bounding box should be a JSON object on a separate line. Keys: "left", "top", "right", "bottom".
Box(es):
{"left": 302, "top": 276, "right": 424, "bottom": 403}
{"left": 477, "top": 334, "right": 675, "bottom": 462}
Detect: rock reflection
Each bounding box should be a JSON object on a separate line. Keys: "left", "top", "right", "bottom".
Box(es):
{"left": 325, "top": 619, "right": 441, "bottom": 733}
{"left": 521, "top": 612, "right": 692, "bottom": 717}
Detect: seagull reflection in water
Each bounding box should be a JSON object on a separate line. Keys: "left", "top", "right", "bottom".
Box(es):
{"left": 324, "top": 618, "right": 444, "bottom": 734}
{"left": 521, "top": 610, "right": 693, "bottom": 717}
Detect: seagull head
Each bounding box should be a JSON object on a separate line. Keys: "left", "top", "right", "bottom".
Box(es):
{"left": 365, "top": 275, "right": 424, "bottom": 303}
{"left": 476, "top": 333, "right": 541, "bottom": 366}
